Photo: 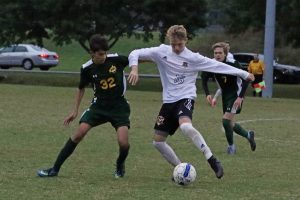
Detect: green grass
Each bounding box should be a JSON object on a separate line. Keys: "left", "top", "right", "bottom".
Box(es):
{"left": 1, "top": 84, "right": 300, "bottom": 199}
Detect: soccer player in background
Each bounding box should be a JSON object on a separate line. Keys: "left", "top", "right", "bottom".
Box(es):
{"left": 127, "top": 25, "right": 255, "bottom": 179}
{"left": 201, "top": 42, "right": 256, "bottom": 155}
{"left": 37, "top": 34, "right": 134, "bottom": 178}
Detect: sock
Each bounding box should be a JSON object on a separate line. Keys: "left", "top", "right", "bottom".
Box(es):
{"left": 53, "top": 138, "right": 78, "bottom": 172}
{"left": 222, "top": 119, "right": 234, "bottom": 145}
{"left": 116, "top": 145, "right": 130, "bottom": 167}
{"left": 233, "top": 123, "right": 248, "bottom": 138}
{"left": 153, "top": 141, "right": 181, "bottom": 166}
{"left": 180, "top": 123, "right": 213, "bottom": 160}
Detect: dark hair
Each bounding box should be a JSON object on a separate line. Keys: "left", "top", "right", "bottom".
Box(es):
{"left": 89, "top": 34, "right": 109, "bottom": 52}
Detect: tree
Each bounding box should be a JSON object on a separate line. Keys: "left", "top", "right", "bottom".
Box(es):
{"left": 0, "top": 0, "right": 54, "bottom": 46}
{"left": 214, "top": 0, "right": 300, "bottom": 47}
{"left": 0, "top": 0, "right": 208, "bottom": 52}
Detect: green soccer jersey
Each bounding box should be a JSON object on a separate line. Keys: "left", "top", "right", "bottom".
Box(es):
{"left": 214, "top": 60, "right": 248, "bottom": 98}
{"left": 79, "top": 54, "right": 129, "bottom": 102}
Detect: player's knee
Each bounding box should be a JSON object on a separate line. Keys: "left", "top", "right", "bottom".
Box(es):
{"left": 180, "top": 123, "right": 197, "bottom": 139}
{"left": 153, "top": 141, "right": 165, "bottom": 149}
{"left": 71, "top": 134, "right": 85, "bottom": 143}
{"left": 222, "top": 118, "right": 232, "bottom": 130}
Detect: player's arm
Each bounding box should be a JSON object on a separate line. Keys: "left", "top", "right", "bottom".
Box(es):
{"left": 128, "top": 46, "right": 159, "bottom": 85}
{"left": 201, "top": 72, "right": 213, "bottom": 105}
{"left": 64, "top": 68, "right": 88, "bottom": 125}
{"left": 194, "top": 55, "right": 255, "bottom": 82}
{"left": 64, "top": 88, "right": 85, "bottom": 126}
{"left": 211, "top": 88, "right": 222, "bottom": 107}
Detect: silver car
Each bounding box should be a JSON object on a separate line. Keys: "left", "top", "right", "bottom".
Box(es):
{"left": 0, "top": 44, "right": 59, "bottom": 70}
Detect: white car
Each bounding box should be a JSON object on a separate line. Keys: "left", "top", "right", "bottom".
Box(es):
{"left": 0, "top": 44, "right": 59, "bottom": 70}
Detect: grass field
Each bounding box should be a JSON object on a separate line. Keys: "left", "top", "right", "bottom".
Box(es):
{"left": 0, "top": 84, "right": 300, "bottom": 200}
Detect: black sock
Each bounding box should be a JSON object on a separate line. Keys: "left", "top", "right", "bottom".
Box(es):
{"left": 116, "top": 145, "right": 130, "bottom": 167}
{"left": 53, "top": 138, "right": 78, "bottom": 172}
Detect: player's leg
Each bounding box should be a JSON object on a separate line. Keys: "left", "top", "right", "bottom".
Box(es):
{"left": 111, "top": 98, "right": 131, "bottom": 178}
{"left": 179, "top": 117, "right": 213, "bottom": 159}
{"left": 223, "top": 112, "right": 236, "bottom": 154}
{"left": 37, "top": 122, "right": 91, "bottom": 177}
{"left": 177, "top": 99, "right": 223, "bottom": 178}
{"left": 115, "top": 126, "right": 130, "bottom": 178}
{"left": 228, "top": 101, "right": 256, "bottom": 152}
{"left": 233, "top": 122, "right": 256, "bottom": 151}
{"left": 153, "top": 133, "right": 181, "bottom": 166}
{"left": 152, "top": 103, "right": 182, "bottom": 166}
{"left": 179, "top": 118, "right": 223, "bottom": 179}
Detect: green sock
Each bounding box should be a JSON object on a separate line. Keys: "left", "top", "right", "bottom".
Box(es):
{"left": 222, "top": 119, "right": 234, "bottom": 145}
{"left": 233, "top": 123, "right": 248, "bottom": 139}
{"left": 53, "top": 138, "right": 78, "bottom": 172}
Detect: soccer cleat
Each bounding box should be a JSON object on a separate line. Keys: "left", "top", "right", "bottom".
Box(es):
{"left": 114, "top": 163, "right": 125, "bottom": 178}
{"left": 248, "top": 131, "right": 256, "bottom": 151}
{"left": 227, "top": 145, "right": 236, "bottom": 155}
{"left": 208, "top": 156, "right": 224, "bottom": 179}
{"left": 37, "top": 168, "right": 58, "bottom": 177}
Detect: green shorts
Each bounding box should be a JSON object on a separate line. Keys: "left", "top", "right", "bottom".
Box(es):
{"left": 79, "top": 97, "right": 130, "bottom": 130}
{"left": 222, "top": 92, "right": 243, "bottom": 114}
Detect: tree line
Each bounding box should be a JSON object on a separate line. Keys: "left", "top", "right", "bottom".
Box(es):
{"left": 0, "top": 0, "right": 299, "bottom": 52}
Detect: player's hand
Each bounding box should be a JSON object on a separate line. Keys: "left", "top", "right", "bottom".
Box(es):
{"left": 233, "top": 97, "right": 243, "bottom": 110}
{"left": 206, "top": 95, "right": 212, "bottom": 105}
{"left": 128, "top": 65, "right": 139, "bottom": 85}
{"left": 64, "top": 111, "right": 78, "bottom": 126}
{"left": 246, "top": 73, "right": 255, "bottom": 82}
{"left": 211, "top": 98, "right": 217, "bottom": 107}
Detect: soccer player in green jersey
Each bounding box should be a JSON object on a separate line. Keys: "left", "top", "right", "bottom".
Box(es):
{"left": 201, "top": 42, "right": 256, "bottom": 155}
{"left": 37, "top": 34, "right": 133, "bottom": 178}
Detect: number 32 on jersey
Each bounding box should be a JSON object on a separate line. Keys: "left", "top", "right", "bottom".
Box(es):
{"left": 100, "top": 77, "right": 116, "bottom": 89}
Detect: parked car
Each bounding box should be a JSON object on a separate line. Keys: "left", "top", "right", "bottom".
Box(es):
{"left": 233, "top": 52, "right": 300, "bottom": 83}
{"left": 0, "top": 44, "right": 59, "bottom": 71}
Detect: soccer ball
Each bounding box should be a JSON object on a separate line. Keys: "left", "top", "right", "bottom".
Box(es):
{"left": 173, "top": 163, "right": 197, "bottom": 185}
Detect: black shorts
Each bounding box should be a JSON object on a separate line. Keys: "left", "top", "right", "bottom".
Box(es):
{"left": 154, "top": 99, "right": 194, "bottom": 136}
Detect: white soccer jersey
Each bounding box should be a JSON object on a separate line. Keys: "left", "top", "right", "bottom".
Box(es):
{"left": 129, "top": 44, "right": 249, "bottom": 103}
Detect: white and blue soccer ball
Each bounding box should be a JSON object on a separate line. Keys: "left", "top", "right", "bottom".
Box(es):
{"left": 173, "top": 163, "right": 197, "bottom": 185}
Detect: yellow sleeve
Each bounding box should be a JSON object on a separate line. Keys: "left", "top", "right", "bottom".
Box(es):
{"left": 261, "top": 61, "right": 265, "bottom": 71}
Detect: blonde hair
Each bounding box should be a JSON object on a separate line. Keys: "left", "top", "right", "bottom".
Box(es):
{"left": 212, "top": 42, "right": 228, "bottom": 55}
{"left": 166, "top": 25, "right": 188, "bottom": 41}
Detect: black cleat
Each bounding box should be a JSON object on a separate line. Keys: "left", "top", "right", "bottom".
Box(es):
{"left": 248, "top": 131, "right": 256, "bottom": 151}
{"left": 114, "top": 163, "right": 125, "bottom": 178}
{"left": 37, "top": 168, "right": 58, "bottom": 177}
{"left": 208, "top": 156, "right": 224, "bottom": 179}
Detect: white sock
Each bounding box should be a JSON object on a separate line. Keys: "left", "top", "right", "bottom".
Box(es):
{"left": 153, "top": 141, "right": 181, "bottom": 166}
{"left": 180, "top": 123, "right": 213, "bottom": 160}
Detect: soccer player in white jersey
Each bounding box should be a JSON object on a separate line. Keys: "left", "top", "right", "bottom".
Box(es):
{"left": 127, "top": 25, "right": 254, "bottom": 179}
